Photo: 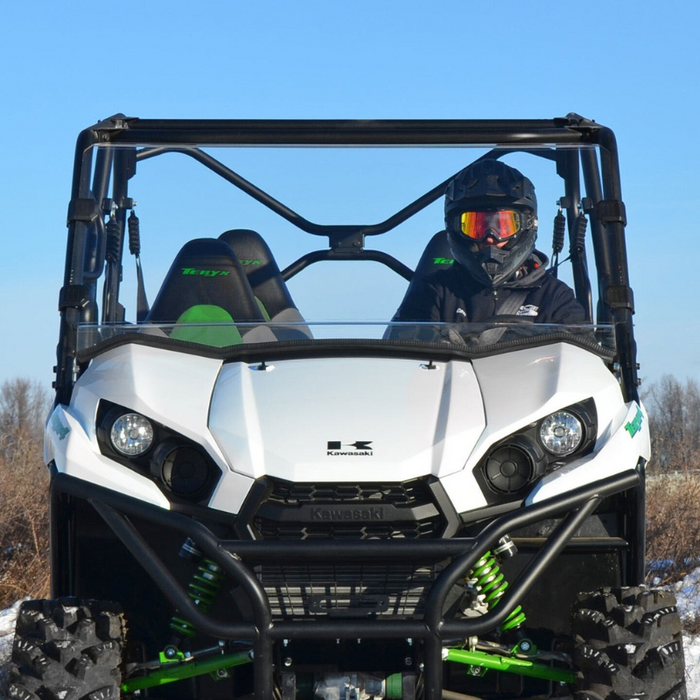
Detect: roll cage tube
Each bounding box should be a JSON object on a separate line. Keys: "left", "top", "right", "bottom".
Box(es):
{"left": 580, "top": 148, "right": 613, "bottom": 324}
{"left": 597, "top": 126, "right": 639, "bottom": 403}
{"left": 56, "top": 115, "right": 639, "bottom": 403}
{"left": 559, "top": 149, "right": 594, "bottom": 320}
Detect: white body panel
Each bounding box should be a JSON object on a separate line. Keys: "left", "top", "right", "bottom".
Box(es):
{"left": 442, "top": 344, "right": 641, "bottom": 512}
{"left": 208, "top": 357, "right": 485, "bottom": 482}
{"left": 48, "top": 341, "right": 648, "bottom": 517}
{"left": 47, "top": 403, "right": 171, "bottom": 508}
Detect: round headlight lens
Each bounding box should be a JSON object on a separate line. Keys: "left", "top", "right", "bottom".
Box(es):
{"left": 110, "top": 413, "right": 154, "bottom": 456}
{"left": 484, "top": 444, "right": 533, "bottom": 494}
{"left": 539, "top": 411, "right": 583, "bottom": 456}
{"left": 159, "top": 445, "right": 213, "bottom": 499}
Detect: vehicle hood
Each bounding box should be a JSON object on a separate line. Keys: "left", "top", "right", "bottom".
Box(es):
{"left": 209, "top": 356, "right": 486, "bottom": 483}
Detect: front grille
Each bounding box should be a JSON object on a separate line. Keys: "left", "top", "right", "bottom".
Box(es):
{"left": 264, "top": 481, "right": 430, "bottom": 506}
{"left": 256, "top": 519, "right": 441, "bottom": 540}
{"left": 239, "top": 478, "right": 454, "bottom": 619}
{"left": 251, "top": 477, "right": 447, "bottom": 541}
{"left": 258, "top": 563, "right": 442, "bottom": 619}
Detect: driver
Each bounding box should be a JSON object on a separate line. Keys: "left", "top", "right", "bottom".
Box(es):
{"left": 392, "top": 159, "right": 586, "bottom": 325}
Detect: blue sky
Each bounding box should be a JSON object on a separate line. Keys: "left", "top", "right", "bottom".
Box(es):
{"left": 1, "top": 0, "right": 699, "bottom": 390}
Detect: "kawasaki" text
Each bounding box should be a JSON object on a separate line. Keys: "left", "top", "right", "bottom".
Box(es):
{"left": 311, "top": 507, "right": 385, "bottom": 521}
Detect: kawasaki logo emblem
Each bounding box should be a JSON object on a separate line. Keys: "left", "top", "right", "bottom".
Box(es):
{"left": 181, "top": 268, "right": 230, "bottom": 277}
{"left": 311, "top": 507, "right": 385, "bottom": 521}
{"left": 327, "top": 441, "right": 373, "bottom": 457}
{"left": 433, "top": 256, "right": 454, "bottom": 265}
{"left": 624, "top": 406, "right": 644, "bottom": 438}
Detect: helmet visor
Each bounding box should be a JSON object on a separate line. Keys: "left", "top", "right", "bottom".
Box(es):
{"left": 460, "top": 210, "right": 527, "bottom": 241}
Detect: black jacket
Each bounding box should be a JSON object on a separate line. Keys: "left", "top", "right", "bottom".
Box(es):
{"left": 393, "top": 252, "right": 587, "bottom": 325}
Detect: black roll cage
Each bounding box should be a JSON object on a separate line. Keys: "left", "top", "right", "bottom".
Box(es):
{"left": 57, "top": 114, "right": 638, "bottom": 404}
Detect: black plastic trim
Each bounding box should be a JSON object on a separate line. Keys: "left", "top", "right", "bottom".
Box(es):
{"left": 75, "top": 331, "right": 616, "bottom": 367}
{"left": 597, "top": 199, "right": 627, "bottom": 226}
{"left": 58, "top": 285, "right": 91, "bottom": 311}
{"left": 236, "top": 475, "right": 459, "bottom": 541}
{"left": 66, "top": 197, "right": 101, "bottom": 224}
{"left": 605, "top": 285, "right": 635, "bottom": 312}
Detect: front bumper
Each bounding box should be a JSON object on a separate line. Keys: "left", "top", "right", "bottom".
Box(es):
{"left": 50, "top": 469, "right": 640, "bottom": 700}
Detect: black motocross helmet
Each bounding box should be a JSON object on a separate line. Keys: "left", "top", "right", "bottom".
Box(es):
{"left": 445, "top": 159, "right": 538, "bottom": 288}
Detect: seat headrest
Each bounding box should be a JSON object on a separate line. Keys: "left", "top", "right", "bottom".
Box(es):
{"left": 146, "top": 238, "right": 265, "bottom": 324}
{"left": 218, "top": 229, "right": 296, "bottom": 316}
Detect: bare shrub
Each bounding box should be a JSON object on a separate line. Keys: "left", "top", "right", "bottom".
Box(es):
{"left": 0, "top": 378, "right": 51, "bottom": 609}
{"left": 644, "top": 375, "right": 700, "bottom": 475}
{"left": 643, "top": 375, "right": 700, "bottom": 632}
{"left": 646, "top": 472, "right": 700, "bottom": 633}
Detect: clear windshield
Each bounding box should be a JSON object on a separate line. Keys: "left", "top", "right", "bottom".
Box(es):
{"left": 76, "top": 322, "right": 615, "bottom": 359}
{"left": 75, "top": 141, "right": 614, "bottom": 360}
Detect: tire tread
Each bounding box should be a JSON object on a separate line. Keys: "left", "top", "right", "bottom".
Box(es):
{"left": 573, "top": 587, "right": 687, "bottom": 700}
{"left": 8, "top": 598, "right": 125, "bottom": 700}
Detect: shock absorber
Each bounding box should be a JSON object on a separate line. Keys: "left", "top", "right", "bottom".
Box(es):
{"left": 170, "top": 539, "right": 225, "bottom": 639}
{"left": 467, "top": 536, "right": 526, "bottom": 632}
{"left": 127, "top": 210, "right": 149, "bottom": 322}
{"left": 105, "top": 217, "right": 123, "bottom": 264}
{"left": 550, "top": 208, "right": 566, "bottom": 276}
{"left": 573, "top": 214, "right": 588, "bottom": 256}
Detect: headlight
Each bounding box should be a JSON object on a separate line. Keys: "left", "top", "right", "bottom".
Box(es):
{"left": 97, "top": 400, "right": 222, "bottom": 504}
{"left": 539, "top": 411, "right": 583, "bottom": 456}
{"left": 151, "top": 442, "right": 216, "bottom": 499}
{"left": 484, "top": 444, "right": 533, "bottom": 493}
{"left": 110, "top": 412, "right": 154, "bottom": 456}
{"left": 472, "top": 399, "right": 596, "bottom": 509}
{"left": 481, "top": 435, "right": 547, "bottom": 496}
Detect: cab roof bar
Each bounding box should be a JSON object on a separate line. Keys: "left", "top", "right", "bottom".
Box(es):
{"left": 80, "top": 114, "right": 602, "bottom": 147}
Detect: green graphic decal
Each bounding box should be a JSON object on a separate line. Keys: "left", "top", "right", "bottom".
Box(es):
{"left": 51, "top": 413, "right": 70, "bottom": 440}
{"left": 433, "top": 256, "right": 454, "bottom": 265}
{"left": 624, "top": 406, "right": 644, "bottom": 438}
{"left": 181, "top": 268, "right": 230, "bottom": 277}
{"left": 239, "top": 259, "right": 262, "bottom": 266}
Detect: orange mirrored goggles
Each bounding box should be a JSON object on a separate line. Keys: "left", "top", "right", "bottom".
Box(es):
{"left": 460, "top": 210, "right": 530, "bottom": 241}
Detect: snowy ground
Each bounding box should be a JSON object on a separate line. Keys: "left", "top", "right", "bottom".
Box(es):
{"left": 0, "top": 599, "right": 23, "bottom": 697}
{"left": 0, "top": 582, "right": 698, "bottom": 699}
{"left": 674, "top": 568, "right": 700, "bottom": 699}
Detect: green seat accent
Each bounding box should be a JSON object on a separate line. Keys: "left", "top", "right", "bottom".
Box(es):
{"left": 171, "top": 305, "right": 243, "bottom": 347}
{"left": 256, "top": 297, "right": 271, "bottom": 321}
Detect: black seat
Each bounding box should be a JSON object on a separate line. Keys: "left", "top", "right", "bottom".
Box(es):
{"left": 393, "top": 231, "right": 454, "bottom": 311}
{"left": 218, "top": 229, "right": 311, "bottom": 339}
{"left": 145, "top": 238, "right": 269, "bottom": 346}
{"left": 411, "top": 230, "right": 454, "bottom": 284}
{"left": 385, "top": 231, "right": 454, "bottom": 340}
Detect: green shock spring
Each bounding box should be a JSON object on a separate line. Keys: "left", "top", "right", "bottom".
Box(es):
{"left": 468, "top": 551, "right": 526, "bottom": 632}
{"left": 170, "top": 558, "right": 225, "bottom": 638}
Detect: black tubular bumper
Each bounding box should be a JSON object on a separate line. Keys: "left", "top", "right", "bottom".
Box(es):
{"left": 51, "top": 469, "right": 639, "bottom": 700}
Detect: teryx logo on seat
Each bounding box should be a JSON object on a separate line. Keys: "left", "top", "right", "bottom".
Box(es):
{"left": 327, "top": 441, "right": 373, "bottom": 457}
{"left": 181, "top": 268, "right": 230, "bottom": 276}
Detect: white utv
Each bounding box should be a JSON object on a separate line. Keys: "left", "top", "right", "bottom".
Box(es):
{"left": 9, "top": 116, "right": 687, "bottom": 700}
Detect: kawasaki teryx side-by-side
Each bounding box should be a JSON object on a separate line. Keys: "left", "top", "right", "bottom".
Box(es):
{"left": 10, "top": 116, "right": 687, "bottom": 700}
